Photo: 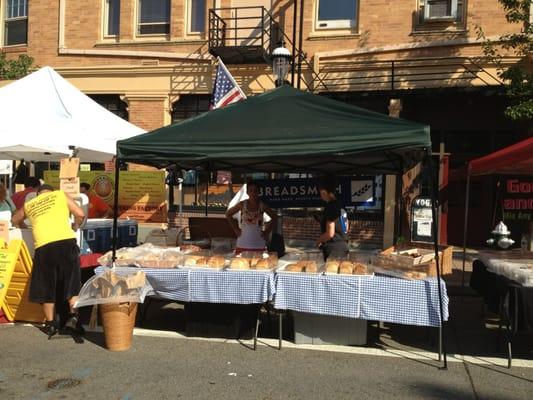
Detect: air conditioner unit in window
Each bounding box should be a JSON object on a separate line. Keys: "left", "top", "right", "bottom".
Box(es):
{"left": 424, "top": 0, "right": 458, "bottom": 20}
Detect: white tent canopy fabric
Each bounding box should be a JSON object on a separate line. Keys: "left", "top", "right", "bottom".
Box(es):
{"left": 0, "top": 66, "right": 145, "bottom": 162}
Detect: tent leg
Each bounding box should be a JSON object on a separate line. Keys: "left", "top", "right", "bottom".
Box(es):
{"left": 462, "top": 174, "right": 471, "bottom": 287}
{"left": 427, "top": 155, "right": 448, "bottom": 370}
{"left": 111, "top": 158, "right": 121, "bottom": 265}
{"left": 205, "top": 171, "right": 209, "bottom": 217}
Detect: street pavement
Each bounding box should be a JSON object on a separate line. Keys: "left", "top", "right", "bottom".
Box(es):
{"left": 0, "top": 323, "right": 531, "bottom": 400}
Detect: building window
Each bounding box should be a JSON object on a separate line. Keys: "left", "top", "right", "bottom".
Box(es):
{"left": 88, "top": 95, "right": 129, "bottom": 121}
{"left": 419, "top": 0, "right": 464, "bottom": 23}
{"left": 172, "top": 94, "right": 210, "bottom": 123}
{"left": 188, "top": 0, "right": 206, "bottom": 33}
{"left": 316, "top": 0, "right": 357, "bottom": 29}
{"left": 138, "top": 0, "right": 170, "bottom": 35}
{"left": 4, "top": 0, "right": 28, "bottom": 46}
{"left": 104, "top": 0, "right": 120, "bottom": 36}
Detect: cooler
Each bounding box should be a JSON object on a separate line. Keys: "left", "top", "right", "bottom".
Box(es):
{"left": 118, "top": 219, "right": 138, "bottom": 248}
{"left": 82, "top": 219, "right": 113, "bottom": 253}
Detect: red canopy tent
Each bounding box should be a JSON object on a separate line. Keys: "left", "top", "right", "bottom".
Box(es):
{"left": 469, "top": 137, "right": 533, "bottom": 176}
{"left": 462, "top": 137, "right": 533, "bottom": 282}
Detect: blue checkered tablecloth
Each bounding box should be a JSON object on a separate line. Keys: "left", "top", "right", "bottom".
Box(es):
{"left": 95, "top": 266, "right": 275, "bottom": 304}
{"left": 274, "top": 273, "right": 448, "bottom": 327}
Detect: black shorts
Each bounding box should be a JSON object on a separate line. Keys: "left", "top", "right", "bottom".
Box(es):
{"left": 29, "top": 239, "right": 81, "bottom": 303}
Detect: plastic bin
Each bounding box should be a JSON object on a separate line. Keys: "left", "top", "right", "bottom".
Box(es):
{"left": 82, "top": 219, "right": 113, "bottom": 253}
{"left": 293, "top": 312, "right": 367, "bottom": 345}
{"left": 118, "top": 219, "right": 138, "bottom": 248}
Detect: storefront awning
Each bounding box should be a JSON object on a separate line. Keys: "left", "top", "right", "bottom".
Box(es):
{"left": 117, "top": 86, "right": 430, "bottom": 174}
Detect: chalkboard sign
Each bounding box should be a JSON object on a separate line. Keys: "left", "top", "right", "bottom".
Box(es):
{"left": 411, "top": 197, "right": 434, "bottom": 243}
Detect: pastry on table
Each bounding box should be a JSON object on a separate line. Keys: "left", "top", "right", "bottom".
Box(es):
{"left": 230, "top": 258, "right": 250, "bottom": 270}
{"left": 254, "top": 259, "right": 271, "bottom": 270}
{"left": 339, "top": 261, "right": 354, "bottom": 274}
{"left": 180, "top": 244, "right": 202, "bottom": 253}
{"left": 285, "top": 263, "right": 303, "bottom": 272}
{"left": 404, "top": 271, "right": 427, "bottom": 280}
{"left": 304, "top": 261, "right": 318, "bottom": 273}
{"left": 207, "top": 256, "right": 226, "bottom": 268}
{"left": 325, "top": 260, "right": 340, "bottom": 274}
{"left": 352, "top": 263, "right": 368, "bottom": 275}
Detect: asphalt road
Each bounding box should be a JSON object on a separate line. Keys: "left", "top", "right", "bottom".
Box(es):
{"left": 0, "top": 324, "right": 532, "bottom": 400}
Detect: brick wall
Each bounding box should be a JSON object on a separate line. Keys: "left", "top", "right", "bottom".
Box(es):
{"left": 168, "top": 212, "right": 384, "bottom": 248}
{"left": 126, "top": 98, "right": 166, "bottom": 131}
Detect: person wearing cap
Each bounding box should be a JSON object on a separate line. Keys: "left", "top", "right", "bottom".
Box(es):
{"left": 79, "top": 182, "right": 112, "bottom": 219}
{"left": 12, "top": 185, "right": 85, "bottom": 339}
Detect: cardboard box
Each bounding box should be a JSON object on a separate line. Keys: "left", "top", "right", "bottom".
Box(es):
{"left": 59, "top": 158, "right": 80, "bottom": 179}
{"left": 379, "top": 243, "right": 453, "bottom": 276}
{"left": 60, "top": 177, "right": 80, "bottom": 197}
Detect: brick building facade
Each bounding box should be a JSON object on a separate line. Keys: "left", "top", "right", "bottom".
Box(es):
{"left": 0, "top": 1, "right": 529, "bottom": 247}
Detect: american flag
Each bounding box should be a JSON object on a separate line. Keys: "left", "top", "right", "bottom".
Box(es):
{"left": 210, "top": 57, "right": 247, "bottom": 109}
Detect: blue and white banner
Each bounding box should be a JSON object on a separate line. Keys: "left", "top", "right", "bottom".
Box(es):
{"left": 255, "top": 177, "right": 376, "bottom": 208}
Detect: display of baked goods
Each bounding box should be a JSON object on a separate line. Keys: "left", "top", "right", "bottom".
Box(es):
{"left": 304, "top": 261, "right": 318, "bottom": 273}
{"left": 179, "top": 244, "right": 202, "bottom": 253}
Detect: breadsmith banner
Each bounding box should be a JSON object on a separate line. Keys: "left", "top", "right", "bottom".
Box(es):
{"left": 254, "top": 177, "right": 376, "bottom": 208}
{"left": 44, "top": 171, "right": 166, "bottom": 222}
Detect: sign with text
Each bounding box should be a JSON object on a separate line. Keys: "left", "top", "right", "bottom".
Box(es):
{"left": 44, "top": 171, "right": 167, "bottom": 223}
{"left": 411, "top": 197, "right": 434, "bottom": 243}
{"left": 0, "top": 221, "right": 9, "bottom": 242}
{"left": 59, "top": 158, "right": 80, "bottom": 179}
{"left": 0, "top": 251, "right": 16, "bottom": 307}
{"left": 502, "top": 178, "right": 533, "bottom": 222}
{"left": 254, "top": 177, "right": 376, "bottom": 208}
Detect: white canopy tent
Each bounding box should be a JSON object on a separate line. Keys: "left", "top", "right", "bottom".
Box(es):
{"left": 0, "top": 66, "right": 145, "bottom": 162}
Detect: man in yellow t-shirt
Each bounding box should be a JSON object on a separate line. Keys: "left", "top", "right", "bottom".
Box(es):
{"left": 12, "top": 185, "right": 85, "bottom": 339}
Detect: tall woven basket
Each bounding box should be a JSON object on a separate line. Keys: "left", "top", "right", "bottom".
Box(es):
{"left": 100, "top": 302, "right": 138, "bottom": 351}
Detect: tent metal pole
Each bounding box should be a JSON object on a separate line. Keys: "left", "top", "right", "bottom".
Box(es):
{"left": 111, "top": 157, "right": 121, "bottom": 265}
{"left": 462, "top": 173, "right": 471, "bottom": 287}
{"left": 291, "top": 0, "right": 298, "bottom": 85}
{"left": 296, "top": 0, "right": 305, "bottom": 89}
{"left": 205, "top": 170, "right": 209, "bottom": 217}
{"left": 427, "top": 154, "right": 448, "bottom": 370}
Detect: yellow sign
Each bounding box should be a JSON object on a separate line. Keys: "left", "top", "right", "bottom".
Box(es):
{"left": 44, "top": 171, "right": 167, "bottom": 223}
{"left": 0, "top": 251, "right": 16, "bottom": 308}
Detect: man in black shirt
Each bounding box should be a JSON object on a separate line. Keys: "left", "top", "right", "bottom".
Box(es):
{"left": 315, "top": 178, "right": 349, "bottom": 260}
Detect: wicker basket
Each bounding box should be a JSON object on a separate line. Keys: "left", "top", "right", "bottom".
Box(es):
{"left": 100, "top": 302, "right": 138, "bottom": 352}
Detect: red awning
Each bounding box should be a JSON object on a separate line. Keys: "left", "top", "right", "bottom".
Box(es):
{"left": 468, "top": 137, "right": 533, "bottom": 176}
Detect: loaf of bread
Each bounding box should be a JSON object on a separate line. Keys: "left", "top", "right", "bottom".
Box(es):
{"left": 285, "top": 263, "right": 303, "bottom": 272}
{"left": 339, "top": 261, "right": 353, "bottom": 274}
{"left": 352, "top": 263, "right": 368, "bottom": 275}
{"left": 230, "top": 258, "right": 250, "bottom": 270}
{"left": 255, "top": 259, "right": 271, "bottom": 270}
{"left": 207, "top": 256, "right": 226, "bottom": 268}
{"left": 184, "top": 255, "right": 204, "bottom": 266}
{"left": 325, "top": 261, "right": 340, "bottom": 274}
{"left": 304, "top": 261, "right": 318, "bottom": 273}
{"left": 404, "top": 271, "right": 427, "bottom": 280}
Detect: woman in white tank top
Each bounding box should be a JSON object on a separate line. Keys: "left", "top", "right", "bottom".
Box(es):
{"left": 226, "top": 181, "right": 277, "bottom": 254}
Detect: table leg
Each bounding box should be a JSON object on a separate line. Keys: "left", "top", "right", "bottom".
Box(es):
{"left": 254, "top": 306, "right": 261, "bottom": 351}
{"left": 506, "top": 322, "right": 512, "bottom": 369}
{"left": 438, "top": 325, "right": 442, "bottom": 362}
{"left": 279, "top": 312, "right": 283, "bottom": 350}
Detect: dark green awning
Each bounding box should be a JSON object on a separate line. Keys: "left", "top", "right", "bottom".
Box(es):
{"left": 117, "top": 86, "right": 430, "bottom": 174}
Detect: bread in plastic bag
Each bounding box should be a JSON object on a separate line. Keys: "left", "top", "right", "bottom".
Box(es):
{"left": 74, "top": 267, "right": 153, "bottom": 308}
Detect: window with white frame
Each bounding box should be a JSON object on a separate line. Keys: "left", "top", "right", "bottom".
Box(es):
{"left": 316, "top": 0, "right": 357, "bottom": 29}
{"left": 4, "top": 0, "right": 28, "bottom": 46}
{"left": 419, "top": 0, "right": 464, "bottom": 23}
{"left": 138, "top": 0, "right": 170, "bottom": 35}
{"left": 104, "top": 0, "right": 120, "bottom": 36}
{"left": 188, "top": 0, "right": 206, "bottom": 34}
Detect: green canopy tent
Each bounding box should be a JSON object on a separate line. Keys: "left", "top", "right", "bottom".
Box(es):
{"left": 113, "top": 85, "right": 447, "bottom": 368}
{"left": 117, "top": 86, "right": 430, "bottom": 174}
